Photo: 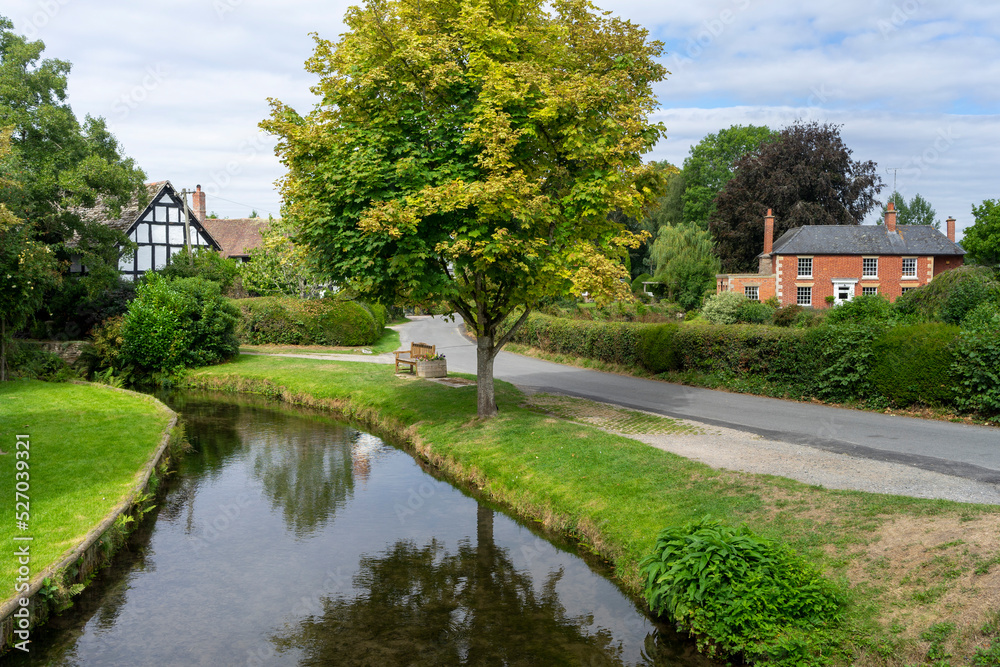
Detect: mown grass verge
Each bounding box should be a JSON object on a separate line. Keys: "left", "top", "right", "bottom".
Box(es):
{"left": 0, "top": 380, "right": 175, "bottom": 594}
{"left": 239, "top": 325, "right": 401, "bottom": 356}
{"left": 183, "top": 354, "right": 1000, "bottom": 665}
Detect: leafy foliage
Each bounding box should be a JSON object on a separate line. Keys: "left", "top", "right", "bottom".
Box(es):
{"left": 894, "top": 266, "right": 999, "bottom": 323}
{"left": 637, "top": 323, "right": 680, "bottom": 373}
{"left": 649, "top": 223, "right": 720, "bottom": 310}
{"left": 879, "top": 191, "right": 939, "bottom": 228}
{"left": 735, "top": 299, "right": 774, "bottom": 324}
{"left": 701, "top": 291, "right": 746, "bottom": 325}
{"left": 772, "top": 304, "right": 804, "bottom": 327}
{"left": 962, "top": 199, "right": 1000, "bottom": 267}
{"left": 710, "top": 121, "right": 883, "bottom": 272}
{"left": 678, "top": 124, "right": 777, "bottom": 230}
{"left": 805, "top": 322, "right": 889, "bottom": 402}
{"left": 825, "top": 294, "right": 896, "bottom": 325}
{"left": 159, "top": 247, "right": 240, "bottom": 291}
{"left": 870, "top": 324, "right": 959, "bottom": 407}
{"left": 951, "top": 320, "right": 1000, "bottom": 417}
{"left": 640, "top": 517, "right": 841, "bottom": 662}
{"left": 507, "top": 313, "right": 645, "bottom": 366}
{"left": 117, "top": 274, "right": 239, "bottom": 379}
{"left": 237, "top": 220, "right": 327, "bottom": 297}
{"left": 261, "top": 0, "right": 667, "bottom": 416}
{"left": 234, "top": 297, "right": 383, "bottom": 347}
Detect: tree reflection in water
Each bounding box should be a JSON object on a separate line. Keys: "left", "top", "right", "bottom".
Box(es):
{"left": 273, "top": 506, "right": 632, "bottom": 666}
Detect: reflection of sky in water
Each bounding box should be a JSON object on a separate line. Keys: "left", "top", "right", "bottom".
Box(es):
{"left": 13, "top": 397, "right": 714, "bottom": 667}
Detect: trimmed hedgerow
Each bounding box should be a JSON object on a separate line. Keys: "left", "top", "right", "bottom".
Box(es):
{"left": 951, "top": 317, "right": 1000, "bottom": 417}
{"left": 637, "top": 323, "right": 680, "bottom": 373}
{"left": 671, "top": 324, "right": 806, "bottom": 379}
{"left": 234, "top": 297, "right": 381, "bottom": 346}
{"left": 869, "top": 323, "right": 960, "bottom": 407}
{"left": 802, "top": 322, "right": 889, "bottom": 403}
{"left": 508, "top": 313, "right": 645, "bottom": 366}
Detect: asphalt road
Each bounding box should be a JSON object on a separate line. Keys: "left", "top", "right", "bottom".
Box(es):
{"left": 400, "top": 315, "right": 1000, "bottom": 485}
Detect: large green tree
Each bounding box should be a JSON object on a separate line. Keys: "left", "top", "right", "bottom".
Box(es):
{"left": 0, "top": 16, "right": 146, "bottom": 292}
{"left": 709, "top": 121, "right": 883, "bottom": 273}
{"left": 263, "top": 0, "right": 666, "bottom": 417}
{"left": 962, "top": 199, "right": 1000, "bottom": 266}
{"left": 649, "top": 222, "right": 720, "bottom": 310}
{"left": 879, "top": 191, "right": 939, "bottom": 228}
{"left": 679, "top": 124, "right": 776, "bottom": 230}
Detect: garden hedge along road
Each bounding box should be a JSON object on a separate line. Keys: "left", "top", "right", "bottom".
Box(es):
{"left": 399, "top": 315, "right": 1000, "bottom": 486}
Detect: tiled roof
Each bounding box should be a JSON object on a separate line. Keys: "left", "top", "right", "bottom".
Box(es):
{"left": 68, "top": 181, "right": 167, "bottom": 242}
{"left": 199, "top": 218, "right": 270, "bottom": 258}
{"left": 770, "top": 225, "right": 965, "bottom": 256}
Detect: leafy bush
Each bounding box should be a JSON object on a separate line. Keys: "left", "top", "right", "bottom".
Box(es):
{"left": 701, "top": 291, "right": 746, "bottom": 325}
{"left": 640, "top": 518, "right": 841, "bottom": 662}
{"left": 508, "top": 313, "right": 645, "bottom": 366}
{"left": 735, "top": 299, "right": 775, "bottom": 324}
{"left": 804, "top": 322, "right": 889, "bottom": 402}
{"left": 672, "top": 324, "right": 806, "bottom": 380}
{"left": 234, "top": 297, "right": 381, "bottom": 346}
{"left": 637, "top": 323, "right": 680, "bottom": 373}
{"left": 31, "top": 277, "right": 136, "bottom": 341}
{"left": 824, "top": 294, "right": 894, "bottom": 324}
{"left": 118, "top": 274, "right": 240, "bottom": 378}
{"left": 869, "top": 324, "right": 960, "bottom": 407}
{"left": 962, "top": 301, "right": 1000, "bottom": 331}
{"left": 631, "top": 273, "right": 653, "bottom": 293}
{"left": 772, "top": 304, "right": 803, "bottom": 327}
{"left": 951, "top": 322, "right": 1000, "bottom": 417}
{"left": 893, "top": 266, "right": 999, "bottom": 322}
{"left": 158, "top": 247, "right": 241, "bottom": 291}
{"left": 6, "top": 340, "right": 74, "bottom": 381}
{"left": 941, "top": 276, "right": 999, "bottom": 325}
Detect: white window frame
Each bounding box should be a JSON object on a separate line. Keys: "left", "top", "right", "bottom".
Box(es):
{"left": 744, "top": 285, "right": 759, "bottom": 301}
{"left": 861, "top": 286, "right": 878, "bottom": 296}
{"left": 862, "top": 257, "right": 878, "bottom": 278}
{"left": 797, "top": 257, "right": 813, "bottom": 279}
{"left": 796, "top": 286, "right": 811, "bottom": 306}
{"left": 902, "top": 257, "right": 917, "bottom": 279}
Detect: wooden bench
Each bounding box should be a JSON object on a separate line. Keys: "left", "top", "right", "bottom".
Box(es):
{"left": 394, "top": 342, "right": 436, "bottom": 374}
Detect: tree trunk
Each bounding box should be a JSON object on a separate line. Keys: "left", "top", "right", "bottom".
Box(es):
{"left": 476, "top": 334, "right": 498, "bottom": 418}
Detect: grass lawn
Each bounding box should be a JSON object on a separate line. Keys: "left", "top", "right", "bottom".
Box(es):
{"left": 0, "top": 380, "right": 174, "bottom": 595}
{"left": 185, "top": 354, "right": 1000, "bottom": 664}
{"left": 239, "top": 325, "right": 401, "bottom": 356}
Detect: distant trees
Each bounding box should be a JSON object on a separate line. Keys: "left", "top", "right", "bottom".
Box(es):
{"left": 961, "top": 199, "right": 1000, "bottom": 267}
{"left": 649, "top": 223, "right": 719, "bottom": 310}
{"left": 879, "top": 192, "right": 939, "bottom": 228}
{"left": 709, "top": 121, "right": 883, "bottom": 273}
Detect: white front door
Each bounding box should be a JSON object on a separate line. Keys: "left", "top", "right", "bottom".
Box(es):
{"left": 832, "top": 281, "right": 855, "bottom": 305}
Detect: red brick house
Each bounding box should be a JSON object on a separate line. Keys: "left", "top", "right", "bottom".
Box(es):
{"left": 716, "top": 203, "right": 965, "bottom": 308}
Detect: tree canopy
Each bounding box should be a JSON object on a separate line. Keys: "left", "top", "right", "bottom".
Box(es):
{"left": 262, "top": 0, "right": 667, "bottom": 417}
{"left": 0, "top": 16, "right": 146, "bottom": 292}
{"left": 709, "top": 121, "right": 883, "bottom": 273}
{"left": 962, "top": 199, "right": 1000, "bottom": 267}
{"left": 879, "top": 191, "right": 939, "bottom": 228}
{"left": 649, "top": 222, "right": 719, "bottom": 310}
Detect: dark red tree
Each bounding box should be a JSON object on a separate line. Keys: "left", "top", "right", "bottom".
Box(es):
{"left": 709, "top": 121, "right": 883, "bottom": 273}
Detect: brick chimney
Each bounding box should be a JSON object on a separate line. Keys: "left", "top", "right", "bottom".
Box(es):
{"left": 946, "top": 216, "right": 956, "bottom": 242}
{"left": 885, "top": 201, "right": 897, "bottom": 233}
{"left": 758, "top": 208, "right": 775, "bottom": 275}
{"left": 193, "top": 184, "right": 206, "bottom": 222}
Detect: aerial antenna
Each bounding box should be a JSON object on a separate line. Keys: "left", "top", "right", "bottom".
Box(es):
{"left": 885, "top": 168, "right": 903, "bottom": 206}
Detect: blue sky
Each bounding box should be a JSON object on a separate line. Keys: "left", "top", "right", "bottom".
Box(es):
{"left": 4, "top": 0, "right": 997, "bottom": 235}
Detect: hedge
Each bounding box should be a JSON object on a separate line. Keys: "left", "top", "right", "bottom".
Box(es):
{"left": 870, "top": 323, "right": 960, "bottom": 407}
{"left": 234, "top": 297, "right": 383, "bottom": 346}
{"left": 509, "top": 313, "right": 645, "bottom": 366}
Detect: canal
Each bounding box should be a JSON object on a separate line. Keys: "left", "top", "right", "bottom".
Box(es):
{"left": 12, "top": 392, "right": 715, "bottom": 665}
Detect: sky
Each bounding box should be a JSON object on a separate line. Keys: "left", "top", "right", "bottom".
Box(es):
{"left": 4, "top": 0, "right": 997, "bottom": 236}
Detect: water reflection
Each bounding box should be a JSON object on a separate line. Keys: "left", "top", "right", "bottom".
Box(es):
{"left": 8, "top": 393, "right": 716, "bottom": 666}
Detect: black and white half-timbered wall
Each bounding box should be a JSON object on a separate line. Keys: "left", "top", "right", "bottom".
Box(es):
{"left": 71, "top": 180, "right": 221, "bottom": 281}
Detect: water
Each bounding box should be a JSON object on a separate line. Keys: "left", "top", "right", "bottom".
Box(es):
{"left": 11, "top": 393, "right": 715, "bottom": 666}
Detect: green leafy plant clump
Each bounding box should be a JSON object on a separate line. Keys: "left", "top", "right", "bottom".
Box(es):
{"left": 234, "top": 296, "right": 384, "bottom": 347}
{"left": 640, "top": 518, "right": 842, "bottom": 663}
{"left": 701, "top": 291, "right": 747, "bottom": 325}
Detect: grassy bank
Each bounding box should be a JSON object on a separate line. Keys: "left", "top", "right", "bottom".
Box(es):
{"left": 0, "top": 380, "right": 175, "bottom": 594}
{"left": 239, "top": 325, "right": 401, "bottom": 356}
{"left": 184, "top": 355, "right": 1000, "bottom": 664}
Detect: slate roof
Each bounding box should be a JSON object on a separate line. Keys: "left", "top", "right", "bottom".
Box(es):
{"left": 199, "top": 218, "right": 270, "bottom": 258}
{"left": 769, "top": 225, "right": 965, "bottom": 256}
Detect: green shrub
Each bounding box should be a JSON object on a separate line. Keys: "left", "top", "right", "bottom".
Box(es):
{"left": 951, "top": 322, "right": 1000, "bottom": 416}
{"left": 118, "top": 274, "right": 240, "bottom": 378}
{"left": 508, "top": 313, "right": 645, "bottom": 366}
{"left": 637, "top": 323, "right": 679, "bottom": 373}
{"left": 825, "top": 294, "right": 894, "bottom": 324}
{"left": 804, "top": 322, "right": 889, "bottom": 402}
{"left": 942, "top": 277, "right": 999, "bottom": 325}
{"left": 870, "top": 324, "right": 960, "bottom": 407}
{"left": 671, "top": 325, "right": 806, "bottom": 380}
{"left": 640, "top": 517, "right": 841, "bottom": 662}
{"left": 631, "top": 273, "right": 653, "bottom": 293}
{"left": 701, "top": 291, "right": 746, "bottom": 325}
{"left": 893, "top": 266, "right": 999, "bottom": 322}
{"left": 234, "top": 296, "right": 380, "bottom": 346}
{"left": 159, "top": 247, "right": 240, "bottom": 291}
{"left": 772, "top": 304, "right": 803, "bottom": 327}
{"left": 962, "top": 301, "right": 1000, "bottom": 331}
{"left": 736, "top": 299, "right": 775, "bottom": 324}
